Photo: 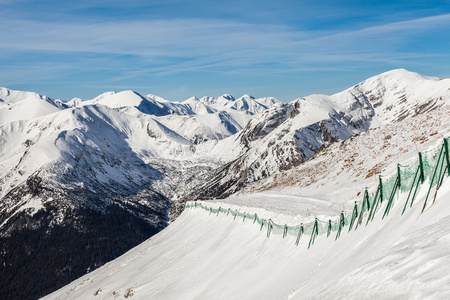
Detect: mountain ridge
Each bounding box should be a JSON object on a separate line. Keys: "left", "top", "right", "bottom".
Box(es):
{"left": 183, "top": 69, "right": 450, "bottom": 205}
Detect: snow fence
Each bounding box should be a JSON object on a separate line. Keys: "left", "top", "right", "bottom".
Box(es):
{"left": 186, "top": 137, "right": 450, "bottom": 249}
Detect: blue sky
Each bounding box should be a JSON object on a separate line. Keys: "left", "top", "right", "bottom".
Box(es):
{"left": 1, "top": 0, "right": 449, "bottom": 102}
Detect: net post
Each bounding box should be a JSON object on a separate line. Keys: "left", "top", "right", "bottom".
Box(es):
{"left": 379, "top": 176, "right": 384, "bottom": 203}
{"left": 357, "top": 189, "right": 370, "bottom": 228}
{"left": 349, "top": 202, "right": 358, "bottom": 232}
{"left": 283, "top": 225, "right": 288, "bottom": 238}
{"left": 383, "top": 174, "right": 399, "bottom": 219}
{"left": 295, "top": 224, "right": 304, "bottom": 246}
{"left": 444, "top": 138, "right": 450, "bottom": 176}
{"left": 267, "top": 220, "right": 273, "bottom": 238}
{"left": 418, "top": 152, "right": 425, "bottom": 184}
{"left": 402, "top": 165, "right": 420, "bottom": 215}
{"left": 308, "top": 218, "right": 319, "bottom": 249}
{"left": 327, "top": 220, "right": 332, "bottom": 237}
{"left": 336, "top": 212, "right": 345, "bottom": 240}
{"left": 422, "top": 144, "right": 444, "bottom": 213}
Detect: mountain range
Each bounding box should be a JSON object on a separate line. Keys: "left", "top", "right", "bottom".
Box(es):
{"left": 1, "top": 69, "right": 449, "bottom": 299}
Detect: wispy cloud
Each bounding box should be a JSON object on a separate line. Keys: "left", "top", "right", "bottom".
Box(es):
{"left": 0, "top": 18, "right": 296, "bottom": 56}
{"left": 1, "top": 13, "right": 448, "bottom": 72}
{"left": 304, "top": 13, "right": 450, "bottom": 48}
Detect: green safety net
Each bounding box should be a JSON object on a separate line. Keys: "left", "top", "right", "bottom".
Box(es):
{"left": 185, "top": 137, "right": 450, "bottom": 248}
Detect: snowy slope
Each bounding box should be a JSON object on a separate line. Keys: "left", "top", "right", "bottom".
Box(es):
{"left": 0, "top": 87, "right": 66, "bottom": 126}
{"left": 156, "top": 112, "right": 245, "bottom": 144}
{"left": 226, "top": 94, "right": 277, "bottom": 114}
{"left": 181, "top": 97, "right": 216, "bottom": 115}
{"left": 42, "top": 71, "right": 450, "bottom": 299}
{"left": 331, "top": 69, "right": 449, "bottom": 127}
{"left": 198, "top": 94, "right": 281, "bottom": 115}
{"left": 44, "top": 174, "right": 450, "bottom": 299}
{"left": 197, "top": 94, "right": 236, "bottom": 110}
{"left": 83, "top": 90, "right": 193, "bottom": 116}
{"left": 0, "top": 104, "right": 178, "bottom": 230}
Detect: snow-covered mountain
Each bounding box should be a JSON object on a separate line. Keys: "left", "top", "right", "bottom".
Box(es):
{"left": 0, "top": 87, "right": 67, "bottom": 126}
{"left": 0, "top": 88, "right": 279, "bottom": 299}
{"left": 186, "top": 69, "right": 450, "bottom": 203}
{"left": 74, "top": 90, "right": 280, "bottom": 144}
{"left": 197, "top": 93, "right": 279, "bottom": 115}
{"left": 1, "top": 69, "right": 450, "bottom": 299}
{"left": 0, "top": 87, "right": 283, "bottom": 232}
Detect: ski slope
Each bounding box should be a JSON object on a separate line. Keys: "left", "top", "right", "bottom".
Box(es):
{"left": 44, "top": 173, "right": 450, "bottom": 299}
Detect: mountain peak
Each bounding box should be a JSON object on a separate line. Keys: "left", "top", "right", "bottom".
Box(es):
{"left": 239, "top": 94, "right": 254, "bottom": 100}
{"left": 184, "top": 96, "right": 199, "bottom": 103}
{"left": 365, "top": 68, "right": 442, "bottom": 85}
{"left": 0, "top": 86, "right": 44, "bottom": 104}
{"left": 66, "top": 97, "right": 83, "bottom": 108}
{"left": 146, "top": 94, "right": 169, "bottom": 102}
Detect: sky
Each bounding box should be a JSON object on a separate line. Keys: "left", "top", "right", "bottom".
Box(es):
{"left": 0, "top": 0, "right": 449, "bottom": 102}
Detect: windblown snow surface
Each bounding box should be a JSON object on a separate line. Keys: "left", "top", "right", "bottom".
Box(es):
{"left": 45, "top": 103, "right": 450, "bottom": 299}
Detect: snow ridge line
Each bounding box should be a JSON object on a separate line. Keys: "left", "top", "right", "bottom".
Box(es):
{"left": 186, "top": 137, "right": 450, "bottom": 248}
